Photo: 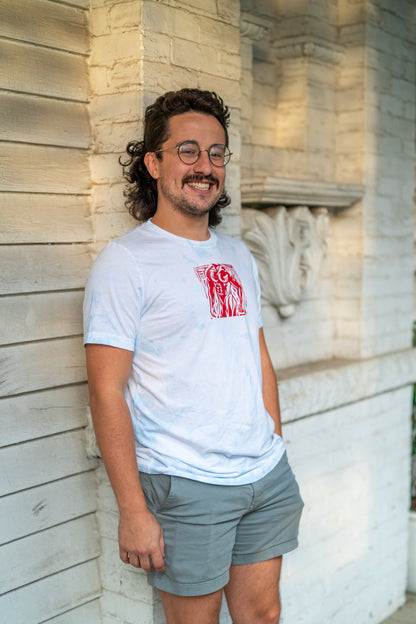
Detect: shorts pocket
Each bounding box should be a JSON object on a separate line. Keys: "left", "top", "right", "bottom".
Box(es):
{"left": 139, "top": 472, "right": 172, "bottom": 513}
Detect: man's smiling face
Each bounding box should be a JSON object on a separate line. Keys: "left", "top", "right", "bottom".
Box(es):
{"left": 150, "top": 111, "right": 226, "bottom": 221}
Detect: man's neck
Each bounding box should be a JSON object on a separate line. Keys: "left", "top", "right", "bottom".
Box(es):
{"left": 151, "top": 208, "right": 211, "bottom": 241}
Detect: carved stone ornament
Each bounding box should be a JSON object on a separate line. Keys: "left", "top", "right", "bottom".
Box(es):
{"left": 240, "top": 18, "right": 270, "bottom": 41}
{"left": 241, "top": 206, "right": 329, "bottom": 318}
{"left": 240, "top": 11, "right": 271, "bottom": 42}
{"left": 273, "top": 36, "right": 344, "bottom": 65}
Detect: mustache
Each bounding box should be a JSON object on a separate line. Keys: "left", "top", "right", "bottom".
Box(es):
{"left": 182, "top": 174, "right": 219, "bottom": 187}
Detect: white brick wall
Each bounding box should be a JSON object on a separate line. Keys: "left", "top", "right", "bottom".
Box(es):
{"left": 282, "top": 385, "right": 412, "bottom": 624}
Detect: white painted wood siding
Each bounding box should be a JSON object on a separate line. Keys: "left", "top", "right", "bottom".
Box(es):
{"left": 0, "top": 0, "right": 100, "bottom": 621}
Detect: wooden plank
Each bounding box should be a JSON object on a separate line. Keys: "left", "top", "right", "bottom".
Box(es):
{"left": 0, "top": 292, "right": 84, "bottom": 345}
{"left": 0, "top": 429, "right": 95, "bottom": 496}
{"left": 0, "top": 561, "right": 101, "bottom": 624}
{"left": 0, "top": 144, "right": 91, "bottom": 194}
{"left": 0, "top": 92, "right": 91, "bottom": 148}
{"left": 0, "top": 39, "right": 88, "bottom": 100}
{"left": 0, "top": 336, "right": 86, "bottom": 398}
{"left": 0, "top": 515, "right": 99, "bottom": 594}
{"left": 40, "top": 599, "right": 102, "bottom": 624}
{"left": 0, "top": 0, "right": 89, "bottom": 54}
{"left": 0, "top": 385, "right": 89, "bottom": 447}
{"left": 0, "top": 472, "right": 96, "bottom": 544}
{"left": 0, "top": 244, "right": 91, "bottom": 294}
{"left": 0, "top": 193, "right": 92, "bottom": 244}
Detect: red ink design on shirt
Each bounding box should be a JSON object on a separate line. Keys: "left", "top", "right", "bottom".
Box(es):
{"left": 194, "top": 263, "right": 247, "bottom": 318}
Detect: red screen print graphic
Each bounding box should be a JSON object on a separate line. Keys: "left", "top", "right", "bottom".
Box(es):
{"left": 194, "top": 263, "right": 247, "bottom": 319}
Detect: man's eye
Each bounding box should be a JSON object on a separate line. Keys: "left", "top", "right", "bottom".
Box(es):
{"left": 210, "top": 147, "right": 225, "bottom": 160}
{"left": 180, "top": 144, "right": 198, "bottom": 155}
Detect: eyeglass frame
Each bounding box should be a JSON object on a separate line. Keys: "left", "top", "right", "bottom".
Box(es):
{"left": 153, "top": 140, "right": 232, "bottom": 167}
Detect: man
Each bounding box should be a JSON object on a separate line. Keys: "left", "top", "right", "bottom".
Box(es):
{"left": 83, "top": 88, "right": 303, "bottom": 624}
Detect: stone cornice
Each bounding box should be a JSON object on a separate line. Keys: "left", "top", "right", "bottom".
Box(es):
{"left": 240, "top": 13, "right": 271, "bottom": 41}
{"left": 273, "top": 35, "right": 345, "bottom": 65}
{"left": 241, "top": 176, "right": 365, "bottom": 209}
{"left": 278, "top": 348, "right": 416, "bottom": 423}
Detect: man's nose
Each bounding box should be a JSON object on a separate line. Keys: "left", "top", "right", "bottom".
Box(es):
{"left": 193, "top": 149, "right": 213, "bottom": 175}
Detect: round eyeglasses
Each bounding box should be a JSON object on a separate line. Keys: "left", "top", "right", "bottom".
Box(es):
{"left": 155, "top": 141, "right": 232, "bottom": 167}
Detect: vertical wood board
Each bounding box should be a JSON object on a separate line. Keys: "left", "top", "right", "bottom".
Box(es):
{"left": 0, "top": 92, "right": 91, "bottom": 148}
{"left": 0, "top": 0, "right": 89, "bottom": 54}
{"left": 0, "top": 291, "right": 85, "bottom": 345}
{"left": 0, "top": 40, "right": 89, "bottom": 100}
{"left": 0, "top": 385, "right": 89, "bottom": 447}
{"left": 0, "top": 472, "right": 97, "bottom": 544}
{"left": 0, "top": 561, "right": 101, "bottom": 624}
{"left": 0, "top": 429, "right": 94, "bottom": 496}
{"left": 0, "top": 144, "right": 91, "bottom": 193}
{"left": 0, "top": 336, "right": 86, "bottom": 397}
{"left": 0, "top": 193, "right": 92, "bottom": 244}
{"left": 0, "top": 514, "right": 99, "bottom": 594}
{"left": 0, "top": 244, "right": 91, "bottom": 294}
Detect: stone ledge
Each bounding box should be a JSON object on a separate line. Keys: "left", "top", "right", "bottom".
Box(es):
{"left": 241, "top": 176, "right": 365, "bottom": 209}
{"left": 273, "top": 35, "right": 345, "bottom": 66}
{"left": 278, "top": 348, "right": 416, "bottom": 423}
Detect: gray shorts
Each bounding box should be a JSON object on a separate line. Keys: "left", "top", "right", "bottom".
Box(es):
{"left": 139, "top": 452, "right": 303, "bottom": 597}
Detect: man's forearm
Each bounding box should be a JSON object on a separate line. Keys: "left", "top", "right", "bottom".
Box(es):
{"left": 89, "top": 391, "right": 148, "bottom": 514}
{"left": 259, "top": 328, "right": 282, "bottom": 438}
{"left": 89, "top": 391, "right": 165, "bottom": 572}
{"left": 262, "top": 364, "right": 282, "bottom": 437}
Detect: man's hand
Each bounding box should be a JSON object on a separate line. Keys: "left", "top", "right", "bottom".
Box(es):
{"left": 118, "top": 508, "right": 166, "bottom": 573}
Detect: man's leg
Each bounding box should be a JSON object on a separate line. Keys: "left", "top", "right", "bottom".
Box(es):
{"left": 160, "top": 588, "right": 224, "bottom": 624}
{"left": 224, "top": 557, "right": 283, "bottom": 624}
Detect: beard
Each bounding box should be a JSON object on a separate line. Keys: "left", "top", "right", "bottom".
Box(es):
{"left": 158, "top": 173, "right": 223, "bottom": 219}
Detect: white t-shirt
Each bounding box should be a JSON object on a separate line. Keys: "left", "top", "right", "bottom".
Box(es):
{"left": 83, "top": 220, "right": 285, "bottom": 485}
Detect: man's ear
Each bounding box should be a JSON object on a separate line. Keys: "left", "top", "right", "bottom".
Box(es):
{"left": 144, "top": 152, "right": 160, "bottom": 180}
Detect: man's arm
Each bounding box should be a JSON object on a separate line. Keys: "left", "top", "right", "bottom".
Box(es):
{"left": 258, "top": 328, "right": 282, "bottom": 438}
{"left": 85, "top": 343, "right": 165, "bottom": 572}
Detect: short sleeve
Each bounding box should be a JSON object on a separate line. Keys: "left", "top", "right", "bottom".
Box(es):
{"left": 83, "top": 241, "right": 142, "bottom": 351}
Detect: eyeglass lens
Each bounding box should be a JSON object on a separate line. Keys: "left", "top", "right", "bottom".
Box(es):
{"left": 178, "top": 141, "right": 230, "bottom": 166}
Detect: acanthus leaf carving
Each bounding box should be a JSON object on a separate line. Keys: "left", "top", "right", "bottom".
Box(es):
{"left": 241, "top": 206, "right": 329, "bottom": 318}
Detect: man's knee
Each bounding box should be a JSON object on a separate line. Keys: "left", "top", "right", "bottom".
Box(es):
{"left": 258, "top": 603, "right": 281, "bottom": 624}
{"left": 233, "top": 602, "right": 280, "bottom": 624}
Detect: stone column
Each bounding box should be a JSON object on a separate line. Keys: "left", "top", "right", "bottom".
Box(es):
{"left": 334, "top": 0, "right": 415, "bottom": 358}
{"left": 89, "top": 0, "right": 242, "bottom": 248}
{"left": 273, "top": 0, "right": 342, "bottom": 173}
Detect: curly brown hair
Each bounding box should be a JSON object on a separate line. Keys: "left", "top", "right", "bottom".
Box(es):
{"left": 120, "top": 88, "right": 231, "bottom": 227}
